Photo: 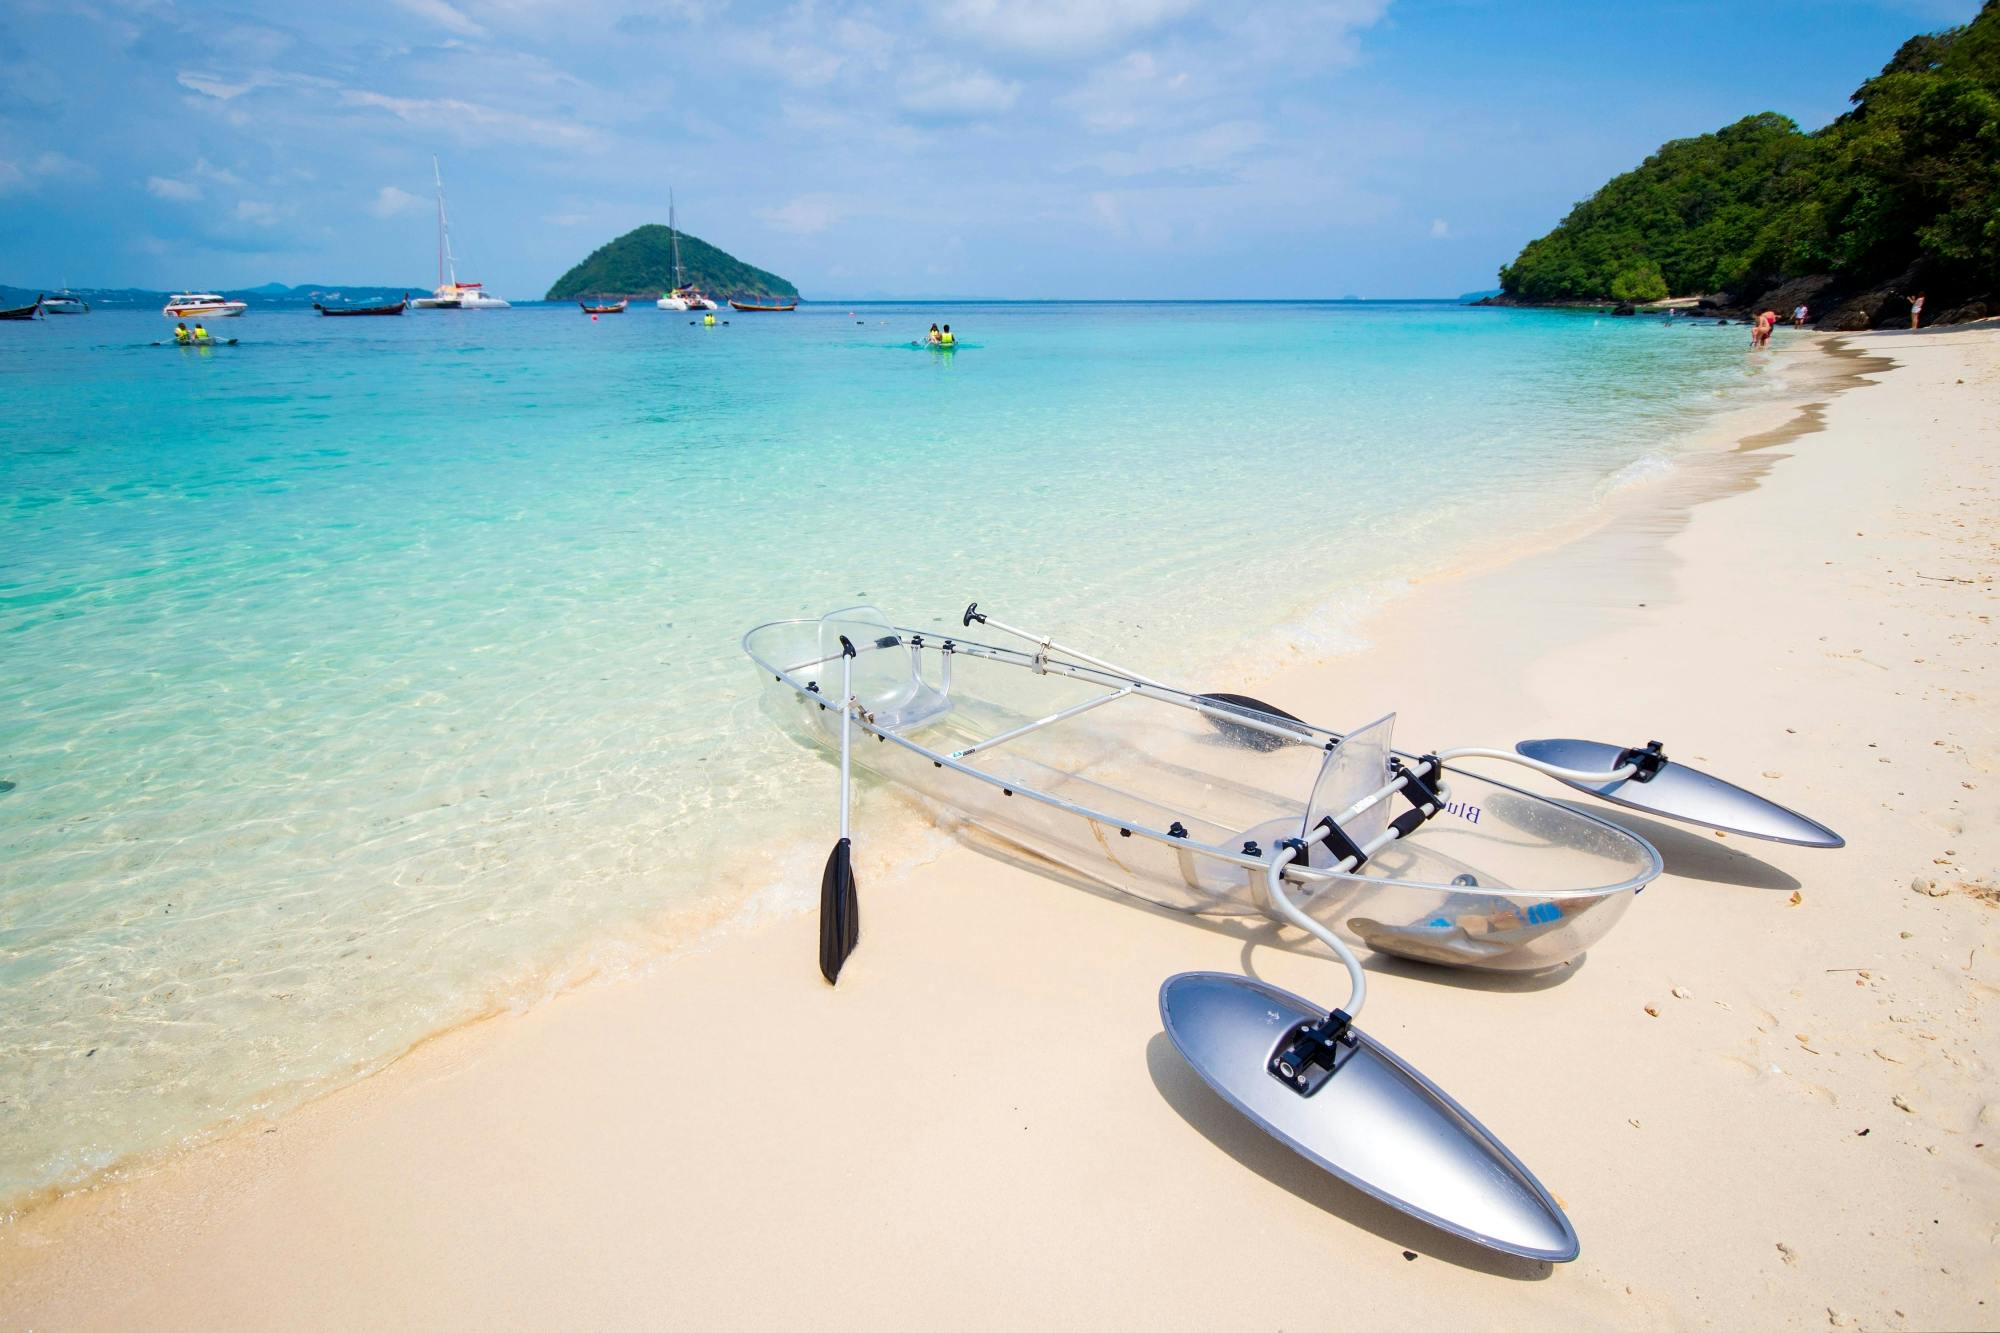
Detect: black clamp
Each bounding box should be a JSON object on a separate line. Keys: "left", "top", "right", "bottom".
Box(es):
{"left": 1616, "top": 739, "right": 1667, "bottom": 783}
{"left": 1313, "top": 815, "right": 1371, "bottom": 871}
{"left": 1242, "top": 840, "right": 1263, "bottom": 858}
{"left": 1270, "top": 1008, "right": 1359, "bottom": 1096}
{"left": 1168, "top": 821, "right": 1189, "bottom": 838}
{"left": 1385, "top": 755, "right": 1446, "bottom": 840}
{"left": 962, "top": 602, "right": 986, "bottom": 628}
{"left": 838, "top": 635, "right": 857, "bottom": 659}
{"left": 909, "top": 633, "right": 925, "bottom": 649}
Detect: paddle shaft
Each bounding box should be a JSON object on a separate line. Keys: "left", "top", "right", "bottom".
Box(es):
{"left": 838, "top": 649, "right": 853, "bottom": 839}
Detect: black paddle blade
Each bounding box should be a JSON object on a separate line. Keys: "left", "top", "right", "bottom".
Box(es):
{"left": 1195, "top": 693, "right": 1312, "bottom": 752}
{"left": 819, "top": 837, "right": 860, "bottom": 984}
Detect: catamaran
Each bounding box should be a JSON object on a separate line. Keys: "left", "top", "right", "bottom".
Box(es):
{"left": 162, "top": 292, "right": 247, "bottom": 318}
{"left": 410, "top": 157, "right": 510, "bottom": 310}
{"left": 655, "top": 192, "right": 717, "bottom": 311}
{"left": 744, "top": 601, "right": 1842, "bottom": 1260}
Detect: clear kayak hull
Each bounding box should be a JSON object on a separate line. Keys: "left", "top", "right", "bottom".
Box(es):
{"left": 745, "top": 615, "right": 1656, "bottom": 971}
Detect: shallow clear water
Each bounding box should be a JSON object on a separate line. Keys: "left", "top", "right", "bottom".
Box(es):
{"left": 0, "top": 300, "right": 1778, "bottom": 1204}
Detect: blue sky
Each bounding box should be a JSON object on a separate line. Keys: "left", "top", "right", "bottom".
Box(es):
{"left": 0, "top": 0, "right": 1981, "bottom": 298}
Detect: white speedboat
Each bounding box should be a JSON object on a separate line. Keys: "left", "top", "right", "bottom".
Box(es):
{"left": 654, "top": 192, "right": 718, "bottom": 311}
{"left": 43, "top": 290, "right": 89, "bottom": 315}
{"left": 163, "top": 292, "right": 247, "bottom": 318}
{"left": 409, "top": 157, "right": 509, "bottom": 310}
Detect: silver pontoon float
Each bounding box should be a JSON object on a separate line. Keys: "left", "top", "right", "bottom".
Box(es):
{"left": 742, "top": 603, "right": 1841, "bottom": 1260}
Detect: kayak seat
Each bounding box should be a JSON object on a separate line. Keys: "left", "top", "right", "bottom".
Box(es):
{"left": 818, "top": 606, "right": 952, "bottom": 733}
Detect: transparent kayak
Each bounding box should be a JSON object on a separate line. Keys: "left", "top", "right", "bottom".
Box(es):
{"left": 744, "top": 607, "right": 1660, "bottom": 972}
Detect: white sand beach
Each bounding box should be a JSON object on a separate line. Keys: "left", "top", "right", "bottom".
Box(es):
{"left": 2, "top": 326, "right": 1995, "bottom": 1330}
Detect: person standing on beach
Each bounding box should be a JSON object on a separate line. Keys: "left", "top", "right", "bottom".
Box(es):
{"left": 1909, "top": 292, "right": 1925, "bottom": 329}
{"left": 1752, "top": 310, "right": 1775, "bottom": 348}
{"left": 1793, "top": 304, "right": 1808, "bottom": 327}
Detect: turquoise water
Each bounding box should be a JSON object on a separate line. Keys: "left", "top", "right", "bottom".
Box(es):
{"left": 0, "top": 301, "right": 1782, "bottom": 1206}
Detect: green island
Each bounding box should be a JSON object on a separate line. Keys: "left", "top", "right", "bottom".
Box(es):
{"left": 544, "top": 225, "right": 800, "bottom": 303}
{"left": 1495, "top": 0, "right": 1998, "bottom": 325}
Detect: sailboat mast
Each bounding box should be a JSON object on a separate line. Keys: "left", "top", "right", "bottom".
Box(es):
{"left": 433, "top": 155, "right": 458, "bottom": 288}
{"left": 670, "top": 189, "right": 684, "bottom": 289}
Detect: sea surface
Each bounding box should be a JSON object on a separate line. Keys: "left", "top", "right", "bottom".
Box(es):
{"left": 0, "top": 299, "right": 1796, "bottom": 1207}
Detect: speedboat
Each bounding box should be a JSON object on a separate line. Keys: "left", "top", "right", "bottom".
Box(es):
{"left": 42, "top": 291, "right": 88, "bottom": 315}
{"left": 742, "top": 601, "right": 1843, "bottom": 1260}
{"left": 163, "top": 293, "right": 247, "bottom": 318}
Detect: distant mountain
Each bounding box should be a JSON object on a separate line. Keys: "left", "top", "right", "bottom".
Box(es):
{"left": 545, "top": 225, "right": 800, "bottom": 302}
{"left": 1457, "top": 288, "right": 1502, "bottom": 302}
{"left": 0, "top": 282, "right": 428, "bottom": 307}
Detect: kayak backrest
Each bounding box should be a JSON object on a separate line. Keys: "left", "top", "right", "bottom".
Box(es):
{"left": 818, "top": 606, "right": 950, "bottom": 732}
{"left": 1301, "top": 713, "right": 1396, "bottom": 866}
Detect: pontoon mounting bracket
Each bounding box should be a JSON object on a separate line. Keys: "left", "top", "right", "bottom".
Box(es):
{"left": 1269, "top": 1008, "right": 1359, "bottom": 1096}
{"left": 1615, "top": 739, "right": 1667, "bottom": 782}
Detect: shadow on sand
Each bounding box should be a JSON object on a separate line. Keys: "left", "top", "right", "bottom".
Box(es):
{"left": 1560, "top": 801, "right": 1804, "bottom": 892}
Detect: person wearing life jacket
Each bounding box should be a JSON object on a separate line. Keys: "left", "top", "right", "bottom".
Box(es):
{"left": 193, "top": 322, "right": 210, "bottom": 343}
{"left": 939, "top": 324, "right": 955, "bottom": 346}
{"left": 173, "top": 322, "right": 190, "bottom": 344}
{"left": 926, "top": 323, "right": 942, "bottom": 344}
{"left": 703, "top": 312, "right": 717, "bottom": 326}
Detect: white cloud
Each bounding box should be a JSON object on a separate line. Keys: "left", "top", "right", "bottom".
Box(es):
{"left": 236, "top": 200, "right": 281, "bottom": 226}
{"left": 898, "top": 62, "right": 1019, "bottom": 119}
{"left": 392, "top": 0, "right": 486, "bottom": 37}
{"left": 1429, "top": 217, "right": 1449, "bottom": 238}
{"left": 1091, "top": 118, "right": 1266, "bottom": 177}
{"left": 0, "top": 152, "right": 89, "bottom": 196}
{"left": 938, "top": 0, "right": 1200, "bottom": 57}
{"left": 337, "top": 89, "right": 596, "bottom": 147}
{"left": 193, "top": 157, "right": 245, "bottom": 187}
{"left": 758, "top": 193, "right": 851, "bottom": 235}
{"left": 369, "top": 185, "right": 424, "bottom": 218}
{"left": 1065, "top": 51, "right": 1195, "bottom": 133}
{"left": 147, "top": 175, "right": 202, "bottom": 202}
{"left": 178, "top": 70, "right": 258, "bottom": 100}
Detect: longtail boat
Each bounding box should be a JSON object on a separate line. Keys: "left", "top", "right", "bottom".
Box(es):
{"left": 578, "top": 299, "right": 628, "bottom": 314}
{"left": 0, "top": 296, "right": 44, "bottom": 321}
{"left": 727, "top": 298, "right": 798, "bottom": 312}
{"left": 314, "top": 297, "right": 408, "bottom": 317}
